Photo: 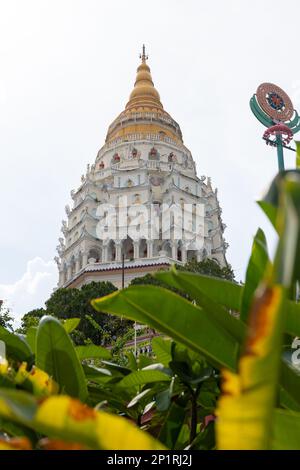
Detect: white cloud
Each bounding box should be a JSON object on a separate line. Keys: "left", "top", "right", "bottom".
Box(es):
{"left": 0, "top": 257, "right": 58, "bottom": 326}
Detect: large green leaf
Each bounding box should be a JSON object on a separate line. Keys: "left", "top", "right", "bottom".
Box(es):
{"left": 62, "top": 318, "right": 80, "bottom": 334}
{"left": 156, "top": 270, "right": 242, "bottom": 311}
{"left": 286, "top": 300, "right": 300, "bottom": 336}
{"left": 36, "top": 316, "right": 88, "bottom": 402}
{"left": 0, "top": 326, "right": 33, "bottom": 364}
{"left": 92, "top": 286, "right": 239, "bottom": 371}
{"left": 257, "top": 200, "right": 278, "bottom": 230}
{"left": 25, "top": 327, "right": 37, "bottom": 355}
{"left": 158, "top": 402, "right": 186, "bottom": 449}
{"left": 151, "top": 337, "right": 172, "bottom": 367}
{"left": 272, "top": 409, "right": 300, "bottom": 449}
{"left": 258, "top": 169, "right": 300, "bottom": 234}
{"left": 76, "top": 344, "right": 111, "bottom": 361}
{"left": 156, "top": 268, "right": 244, "bottom": 343}
{"left": 280, "top": 356, "right": 300, "bottom": 407}
{"left": 240, "top": 228, "right": 269, "bottom": 322}
{"left": 117, "top": 369, "right": 171, "bottom": 388}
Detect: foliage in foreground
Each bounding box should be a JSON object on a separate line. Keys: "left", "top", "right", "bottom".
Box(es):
{"left": 2, "top": 167, "right": 300, "bottom": 448}
{"left": 93, "top": 168, "right": 300, "bottom": 450}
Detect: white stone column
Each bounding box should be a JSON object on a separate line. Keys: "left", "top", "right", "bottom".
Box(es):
{"left": 197, "top": 251, "right": 201, "bottom": 262}
{"left": 75, "top": 258, "right": 81, "bottom": 273}
{"left": 115, "top": 241, "right": 122, "bottom": 262}
{"left": 82, "top": 252, "right": 88, "bottom": 267}
{"left": 171, "top": 242, "right": 177, "bottom": 261}
{"left": 133, "top": 241, "right": 139, "bottom": 259}
{"left": 181, "top": 247, "right": 187, "bottom": 263}
{"left": 102, "top": 244, "right": 108, "bottom": 263}
{"left": 147, "top": 240, "right": 153, "bottom": 258}
{"left": 67, "top": 264, "right": 72, "bottom": 280}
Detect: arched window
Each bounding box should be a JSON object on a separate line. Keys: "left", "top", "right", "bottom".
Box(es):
{"left": 88, "top": 248, "right": 101, "bottom": 263}
{"left": 177, "top": 241, "right": 183, "bottom": 261}
{"left": 139, "top": 239, "right": 147, "bottom": 258}
{"left": 107, "top": 240, "right": 116, "bottom": 262}
{"left": 122, "top": 237, "right": 134, "bottom": 261}
{"left": 70, "top": 256, "right": 76, "bottom": 277}
{"left": 112, "top": 153, "right": 120, "bottom": 164}
{"left": 162, "top": 240, "right": 172, "bottom": 258}
{"left": 148, "top": 147, "right": 159, "bottom": 160}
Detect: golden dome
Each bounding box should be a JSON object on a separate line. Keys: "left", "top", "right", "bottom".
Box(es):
{"left": 125, "top": 58, "right": 163, "bottom": 110}
{"left": 105, "top": 46, "right": 183, "bottom": 145}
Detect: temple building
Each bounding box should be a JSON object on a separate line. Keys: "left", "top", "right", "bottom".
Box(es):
{"left": 55, "top": 47, "right": 228, "bottom": 289}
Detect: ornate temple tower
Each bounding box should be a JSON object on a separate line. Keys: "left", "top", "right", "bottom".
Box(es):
{"left": 56, "top": 47, "right": 228, "bottom": 289}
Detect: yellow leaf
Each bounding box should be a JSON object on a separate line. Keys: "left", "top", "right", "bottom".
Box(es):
{"left": 35, "top": 396, "right": 165, "bottom": 450}
{"left": 216, "top": 285, "right": 285, "bottom": 450}
{"left": 15, "top": 363, "right": 59, "bottom": 397}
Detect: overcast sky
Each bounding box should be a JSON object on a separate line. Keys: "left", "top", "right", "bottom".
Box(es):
{"left": 1, "top": 0, "right": 299, "bottom": 323}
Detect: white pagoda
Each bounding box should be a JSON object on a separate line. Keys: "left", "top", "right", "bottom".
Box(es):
{"left": 56, "top": 47, "right": 228, "bottom": 289}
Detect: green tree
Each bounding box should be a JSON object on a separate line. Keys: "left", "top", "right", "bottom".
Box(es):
{"left": 45, "top": 281, "right": 131, "bottom": 345}
{"left": 177, "top": 258, "right": 235, "bottom": 281}
{"left": 0, "top": 302, "right": 13, "bottom": 331}
{"left": 17, "top": 308, "right": 46, "bottom": 334}
{"left": 130, "top": 259, "right": 235, "bottom": 289}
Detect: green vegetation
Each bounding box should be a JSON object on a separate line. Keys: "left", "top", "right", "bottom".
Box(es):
{"left": 0, "top": 304, "right": 13, "bottom": 332}
{"left": 2, "top": 164, "right": 300, "bottom": 448}
{"left": 17, "top": 282, "right": 131, "bottom": 346}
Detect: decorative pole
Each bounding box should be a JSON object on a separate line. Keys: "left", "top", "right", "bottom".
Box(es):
{"left": 250, "top": 82, "right": 300, "bottom": 171}
{"left": 140, "top": 44, "right": 148, "bottom": 63}
{"left": 276, "top": 134, "right": 285, "bottom": 171}
{"left": 122, "top": 252, "right": 125, "bottom": 289}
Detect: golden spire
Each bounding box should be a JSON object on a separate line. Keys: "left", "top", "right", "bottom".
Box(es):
{"left": 140, "top": 44, "right": 148, "bottom": 63}
{"left": 125, "top": 45, "right": 163, "bottom": 111}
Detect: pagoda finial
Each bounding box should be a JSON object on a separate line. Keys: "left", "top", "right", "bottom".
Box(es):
{"left": 139, "top": 44, "right": 148, "bottom": 63}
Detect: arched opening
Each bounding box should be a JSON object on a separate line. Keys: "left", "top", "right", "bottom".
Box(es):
{"left": 162, "top": 240, "right": 172, "bottom": 258}
{"left": 107, "top": 240, "right": 116, "bottom": 262}
{"left": 122, "top": 237, "right": 134, "bottom": 261}
{"left": 177, "top": 241, "right": 183, "bottom": 262}
{"left": 149, "top": 147, "right": 159, "bottom": 160}
{"left": 152, "top": 240, "right": 161, "bottom": 257}
{"left": 70, "top": 256, "right": 76, "bottom": 277}
{"left": 139, "top": 239, "right": 147, "bottom": 258}
{"left": 88, "top": 248, "right": 101, "bottom": 263}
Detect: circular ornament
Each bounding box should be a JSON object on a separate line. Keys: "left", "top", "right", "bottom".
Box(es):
{"left": 256, "top": 83, "right": 294, "bottom": 122}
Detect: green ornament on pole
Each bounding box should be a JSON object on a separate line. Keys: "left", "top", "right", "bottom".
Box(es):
{"left": 250, "top": 83, "right": 300, "bottom": 171}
